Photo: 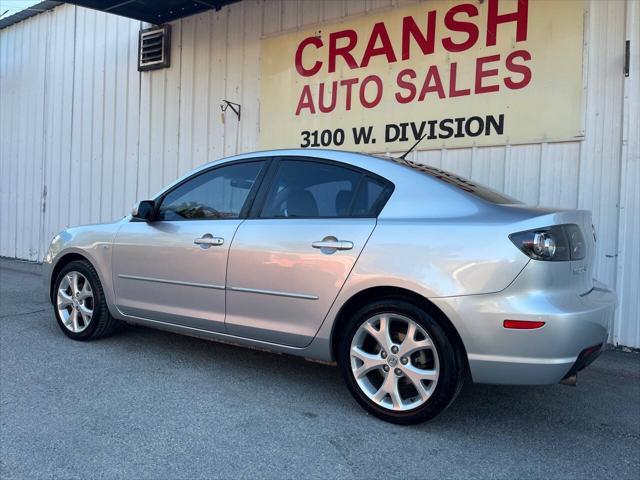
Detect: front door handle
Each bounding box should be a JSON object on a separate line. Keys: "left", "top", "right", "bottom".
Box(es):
{"left": 312, "top": 239, "right": 353, "bottom": 251}
{"left": 194, "top": 234, "right": 224, "bottom": 249}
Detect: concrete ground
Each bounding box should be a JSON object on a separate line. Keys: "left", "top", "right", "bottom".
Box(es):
{"left": 1, "top": 258, "right": 639, "bottom": 479}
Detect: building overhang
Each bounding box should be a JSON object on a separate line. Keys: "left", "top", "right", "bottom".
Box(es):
{"left": 63, "top": 0, "right": 241, "bottom": 25}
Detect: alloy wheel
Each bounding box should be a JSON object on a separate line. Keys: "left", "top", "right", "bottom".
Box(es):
{"left": 56, "top": 271, "right": 94, "bottom": 333}
{"left": 350, "top": 313, "right": 440, "bottom": 411}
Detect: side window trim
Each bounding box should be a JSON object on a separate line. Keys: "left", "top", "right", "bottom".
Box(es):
{"left": 247, "top": 157, "right": 281, "bottom": 219}
{"left": 238, "top": 158, "right": 272, "bottom": 218}
{"left": 248, "top": 156, "right": 394, "bottom": 220}
{"left": 150, "top": 158, "right": 270, "bottom": 222}
{"left": 346, "top": 174, "right": 367, "bottom": 217}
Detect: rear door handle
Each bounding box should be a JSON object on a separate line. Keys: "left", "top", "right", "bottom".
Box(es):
{"left": 194, "top": 234, "right": 224, "bottom": 248}
{"left": 312, "top": 240, "right": 353, "bottom": 251}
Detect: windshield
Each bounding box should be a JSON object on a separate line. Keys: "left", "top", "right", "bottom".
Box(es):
{"left": 391, "top": 157, "right": 521, "bottom": 205}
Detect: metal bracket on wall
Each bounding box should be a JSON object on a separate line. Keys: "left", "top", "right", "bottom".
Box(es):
{"left": 221, "top": 100, "right": 241, "bottom": 121}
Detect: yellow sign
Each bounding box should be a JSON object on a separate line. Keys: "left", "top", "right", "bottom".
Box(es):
{"left": 260, "top": 0, "right": 584, "bottom": 152}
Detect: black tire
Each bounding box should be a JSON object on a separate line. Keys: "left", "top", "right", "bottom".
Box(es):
{"left": 337, "top": 298, "right": 465, "bottom": 425}
{"left": 53, "top": 260, "right": 121, "bottom": 340}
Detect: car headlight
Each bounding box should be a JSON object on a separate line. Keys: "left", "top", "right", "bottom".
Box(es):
{"left": 43, "top": 234, "right": 62, "bottom": 263}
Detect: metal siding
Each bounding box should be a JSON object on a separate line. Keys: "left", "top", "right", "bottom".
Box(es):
{"left": 281, "top": 0, "right": 298, "bottom": 31}
{"left": 261, "top": 0, "right": 281, "bottom": 34}
{"left": 191, "top": 12, "right": 213, "bottom": 170}
{"left": 322, "top": 0, "right": 347, "bottom": 22}
{"left": 209, "top": 8, "right": 228, "bottom": 162}
{"left": 0, "top": 26, "right": 8, "bottom": 255}
{"left": 469, "top": 146, "right": 506, "bottom": 193}
{"left": 43, "top": 5, "right": 76, "bottom": 249}
{"left": 0, "top": 13, "right": 48, "bottom": 261}
{"left": 0, "top": 0, "right": 637, "bottom": 347}
{"left": 579, "top": 0, "right": 625, "bottom": 306}
{"left": 300, "top": 0, "right": 321, "bottom": 27}
{"left": 4, "top": 25, "right": 13, "bottom": 257}
{"left": 224, "top": 2, "right": 244, "bottom": 157}
{"left": 240, "top": 1, "right": 262, "bottom": 153}
{"left": 538, "top": 142, "right": 581, "bottom": 209}
{"left": 615, "top": 0, "right": 640, "bottom": 347}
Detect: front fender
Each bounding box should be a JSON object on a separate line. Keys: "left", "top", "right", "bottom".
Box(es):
{"left": 43, "top": 222, "right": 124, "bottom": 311}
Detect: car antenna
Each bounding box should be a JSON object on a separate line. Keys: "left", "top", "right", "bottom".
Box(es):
{"left": 399, "top": 134, "right": 427, "bottom": 160}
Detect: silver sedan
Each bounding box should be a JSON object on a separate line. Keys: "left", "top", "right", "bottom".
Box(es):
{"left": 43, "top": 149, "right": 616, "bottom": 424}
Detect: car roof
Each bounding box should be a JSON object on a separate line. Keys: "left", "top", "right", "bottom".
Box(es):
{"left": 200, "top": 148, "right": 393, "bottom": 169}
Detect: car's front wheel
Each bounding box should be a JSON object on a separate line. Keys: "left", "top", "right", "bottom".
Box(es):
{"left": 53, "top": 260, "right": 121, "bottom": 340}
{"left": 337, "top": 299, "right": 465, "bottom": 425}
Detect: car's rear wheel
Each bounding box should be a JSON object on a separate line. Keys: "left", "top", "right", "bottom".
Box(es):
{"left": 53, "top": 260, "right": 121, "bottom": 340}
{"left": 337, "top": 299, "right": 464, "bottom": 425}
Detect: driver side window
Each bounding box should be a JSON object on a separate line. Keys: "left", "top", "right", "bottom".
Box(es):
{"left": 157, "top": 161, "right": 264, "bottom": 221}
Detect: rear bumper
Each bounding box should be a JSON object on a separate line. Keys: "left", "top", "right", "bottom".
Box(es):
{"left": 433, "top": 280, "right": 616, "bottom": 385}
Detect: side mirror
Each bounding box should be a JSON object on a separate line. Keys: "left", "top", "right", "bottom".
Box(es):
{"left": 131, "top": 200, "right": 155, "bottom": 221}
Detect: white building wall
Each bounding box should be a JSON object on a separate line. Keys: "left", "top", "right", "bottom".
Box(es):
{"left": 0, "top": 0, "right": 638, "bottom": 347}
{"left": 616, "top": 0, "right": 640, "bottom": 348}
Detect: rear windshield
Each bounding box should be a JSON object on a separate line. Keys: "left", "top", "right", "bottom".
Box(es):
{"left": 392, "top": 158, "right": 521, "bottom": 205}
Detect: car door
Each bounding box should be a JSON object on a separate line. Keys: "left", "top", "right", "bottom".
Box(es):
{"left": 112, "top": 160, "right": 266, "bottom": 331}
{"left": 225, "top": 157, "right": 393, "bottom": 347}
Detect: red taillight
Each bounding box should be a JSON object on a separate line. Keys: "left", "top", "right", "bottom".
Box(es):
{"left": 503, "top": 320, "right": 546, "bottom": 330}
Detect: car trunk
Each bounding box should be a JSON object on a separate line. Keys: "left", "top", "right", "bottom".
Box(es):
{"left": 497, "top": 205, "right": 595, "bottom": 295}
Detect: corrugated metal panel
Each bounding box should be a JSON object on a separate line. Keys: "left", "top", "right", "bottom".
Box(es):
{"left": 0, "top": 0, "right": 637, "bottom": 346}
{"left": 615, "top": 0, "right": 640, "bottom": 347}
{"left": 578, "top": 0, "right": 625, "bottom": 310}
{"left": 42, "top": 5, "right": 76, "bottom": 255}
{"left": 0, "top": 11, "right": 49, "bottom": 261}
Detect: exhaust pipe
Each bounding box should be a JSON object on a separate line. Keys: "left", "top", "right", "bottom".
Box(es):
{"left": 560, "top": 373, "right": 577, "bottom": 386}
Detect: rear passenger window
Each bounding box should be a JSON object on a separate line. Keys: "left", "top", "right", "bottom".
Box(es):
{"left": 260, "top": 161, "right": 360, "bottom": 218}
{"left": 259, "top": 160, "right": 391, "bottom": 218}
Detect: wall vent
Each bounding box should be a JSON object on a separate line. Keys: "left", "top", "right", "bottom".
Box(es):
{"left": 138, "top": 25, "right": 171, "bottom": 71}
